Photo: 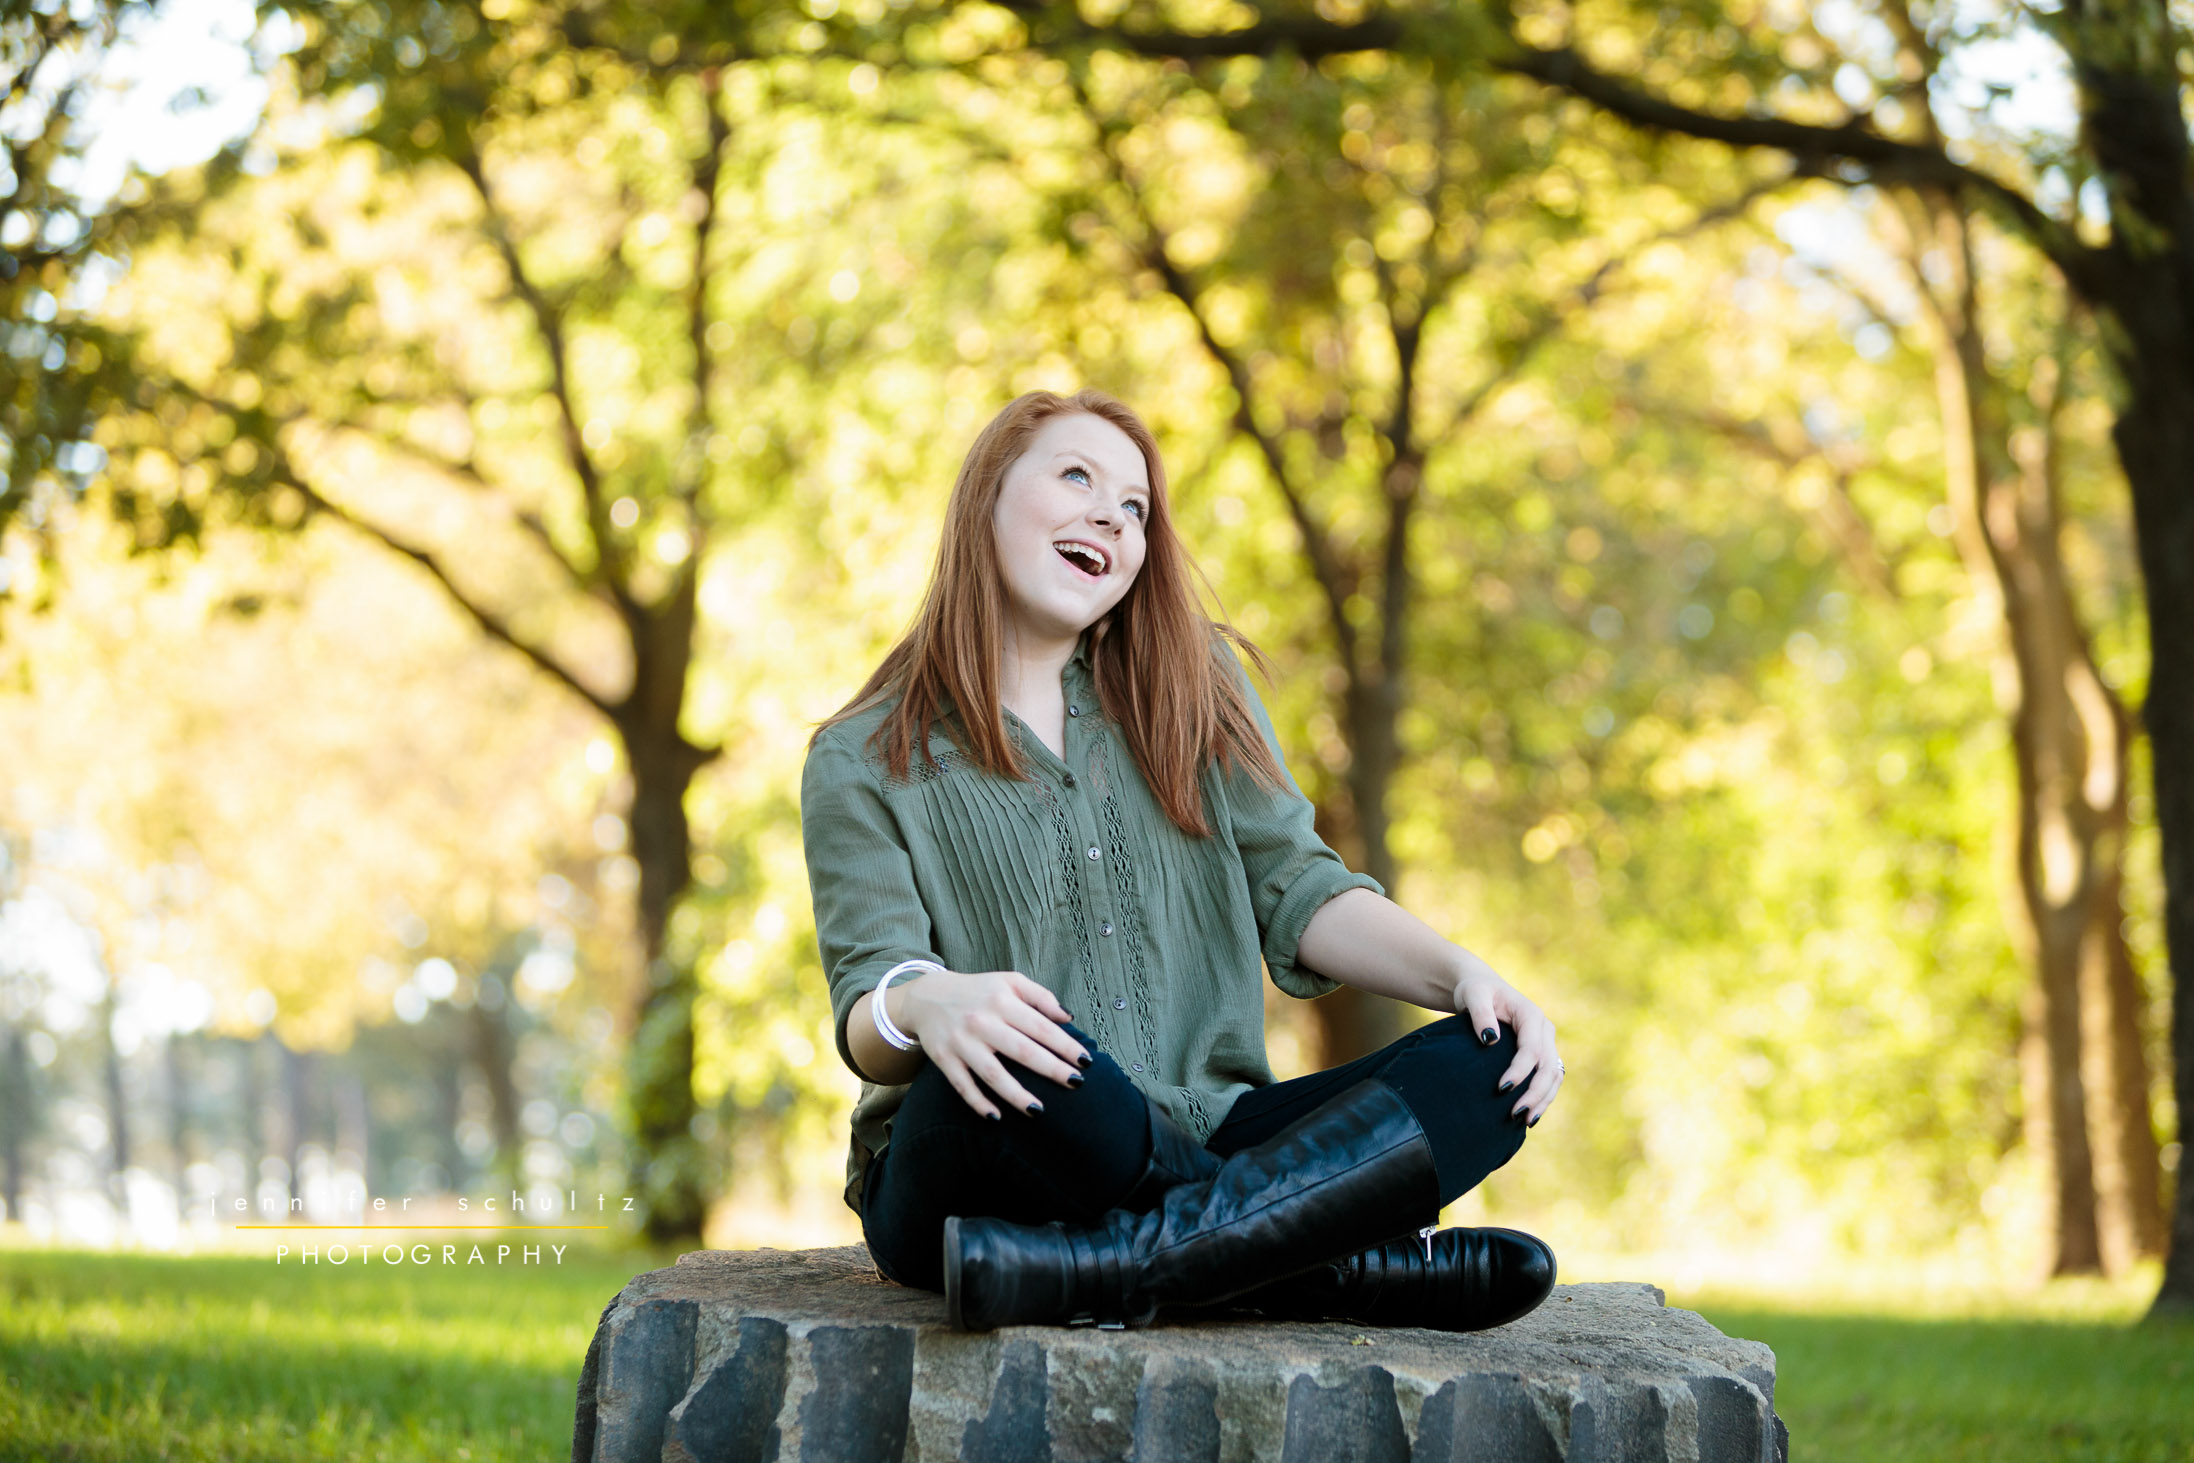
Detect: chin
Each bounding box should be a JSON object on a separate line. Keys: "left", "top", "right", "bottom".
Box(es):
{"left": 1061, "top": 608, "right": 1109, "bottom": 637}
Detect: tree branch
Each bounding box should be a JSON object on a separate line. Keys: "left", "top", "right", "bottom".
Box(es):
{"left": 270, "top": 443, "right": 619, "bottom": 718}
{"left": 1493, "top": 45, "right": 2097, "bottom": 290}
{"left": 993, "top": 0, "right": 1403, "bottom": 60}
{"left": 1373, "top": 243, "right": 1424, "bottom": 707}
{"left": 1018, "top": 5, "right": 2101, "bottom": 294}
{"left": 317, "top": 414, "right": 598, "bottom": 596}
{"left": 1430, "top": 176, "right": 1787, "bottom": 441}
{"left": 159, "top": 374, "right": 619, "bottom": 715}
{"left": 1065, "top": 69, "right": 1365, "bottom": 677}
{"left": 450, "top": 144, "right": 637, "bottom": 616}
{"left": 681, "top": 70, "right": 729, "bottom": 518}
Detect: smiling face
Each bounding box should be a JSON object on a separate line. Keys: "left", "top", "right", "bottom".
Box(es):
{"left": 989, "top": 411, "right": 1152, "bottom": 650}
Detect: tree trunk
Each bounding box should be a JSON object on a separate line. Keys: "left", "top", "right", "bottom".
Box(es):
{"left": 2051, "top": 17, "right": 2194, "bottom": 1310}
{"left": 282, "top": 1041, "right": 312, "bottom": 1207}
{"left": 165, "top": 1034, "right": 193, "bottom": 1208}
{"left": 1304, "top": 446, "right": 1424, "bottom": 1068}
{"left": 0, "top": 1023, "right": 28, "bottom": 1221}
{"left": 469, "top": 976, "right": 522, "bottom": 1191}
{"left": 2086, "top": 856, "right": 2168, "bottom": 1264}
{"left": 239, "top": 1036, "right": 266, "bottom": 1189}
{"left": 2110, "top": 308, "right": 2194, "bottom": 1316}
{"left": 433, "top": 1030, "right": 465, "bottom": 1190}
{"left": 1900, "top": 194, "right": 2178, "bottom": 1274}
{"left": 100, "top": 984, "right": 131, "bottom": 1210}
{"left": 1307, "top": 668, "right": 1410, "bottom": 1064}
{"left": 2013, "top": 402, "right": 2161, "bottom": 1269}
{"left": 621, "top": 715, "right": 714, "bottom": 1243}
{"left": 333, "top": 1067, "right": 371, "bottom": 1197}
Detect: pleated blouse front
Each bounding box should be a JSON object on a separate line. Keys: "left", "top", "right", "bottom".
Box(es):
{"left": 799, "top": 631, "right": 1384, "bottom": 1211}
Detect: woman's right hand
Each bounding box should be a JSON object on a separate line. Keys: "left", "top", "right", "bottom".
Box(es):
{"left": 894, "top": 968, "right": 1091, "bottom": 1119}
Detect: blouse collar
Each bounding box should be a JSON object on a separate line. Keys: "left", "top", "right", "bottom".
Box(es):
{"left": 936, "top": 627, "right": 1096, "bottom": 726}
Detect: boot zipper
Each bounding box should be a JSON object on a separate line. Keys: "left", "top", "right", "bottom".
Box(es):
{"left": 1417, "top": 1223, "right": 1436, "bottom": 1262}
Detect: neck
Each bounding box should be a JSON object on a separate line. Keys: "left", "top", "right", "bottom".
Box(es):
{"left": 998, "top": 622, "right": 1079, "bottom": 720}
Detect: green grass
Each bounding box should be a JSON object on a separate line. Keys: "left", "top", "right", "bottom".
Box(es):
{"left": 1681, "top": 1295, "right": 2194, "bottom": 1463}
{"left": 0, "top": 1244, "right": 659, "bottom": 1463}
{"left": 2, "top": 1246, "right": 2190, "bottom": 1460}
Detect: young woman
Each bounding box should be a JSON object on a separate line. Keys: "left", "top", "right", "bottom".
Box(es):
{"left": 801, "top": 388, "right": 1565, "bottom": 1332}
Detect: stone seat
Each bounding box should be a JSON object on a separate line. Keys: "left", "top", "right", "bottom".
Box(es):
{"left": 572, "top": 1244, "right": 1786, "bottom": 1463}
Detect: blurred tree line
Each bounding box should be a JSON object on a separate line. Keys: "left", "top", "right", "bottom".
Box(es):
{"left": 2, "top": 0, "right": 2184, "bottom": 1312}
{"left": 0, "top": 516, "right": 634, "bottom": 1230}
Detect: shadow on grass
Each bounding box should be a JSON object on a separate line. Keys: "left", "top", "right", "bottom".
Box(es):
{"left": 1696, "top": 1306, "right": 2194, "bottom": 1463}
{"left": 0, "top": 1246, "right": 676, "bottom": 1463}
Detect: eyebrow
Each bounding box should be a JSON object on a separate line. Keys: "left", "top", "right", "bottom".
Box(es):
{"left": 1052, "top": 452, "right": 1151, "bottom": 498}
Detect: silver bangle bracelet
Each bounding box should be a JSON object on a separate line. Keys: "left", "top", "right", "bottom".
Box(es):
{"left": 873, "top": 960, "right": 943, "bottom": 1052}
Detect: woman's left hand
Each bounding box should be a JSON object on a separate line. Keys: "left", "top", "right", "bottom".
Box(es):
{"left": 1451, "top": 957, "right": 1563, "bottom": 1125}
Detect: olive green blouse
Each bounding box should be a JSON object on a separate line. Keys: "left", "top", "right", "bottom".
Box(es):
{"left": 799, "top": 629, "right": 1384, "bottom": 1210}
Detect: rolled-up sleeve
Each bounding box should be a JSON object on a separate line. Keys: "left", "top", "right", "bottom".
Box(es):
{"left": 1217, "top": 654, "right": 1386, "bottom": 998}
{"left": 800, "top": 731, "right": 941, "bottom": 1077}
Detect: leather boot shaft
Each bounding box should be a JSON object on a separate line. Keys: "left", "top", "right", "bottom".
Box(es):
{"left": 1118, "top": 1077, "right": 1439, "bottom": 1317}
{"left": 948, "top": 1077, "right": 1441, "bottom": 1329}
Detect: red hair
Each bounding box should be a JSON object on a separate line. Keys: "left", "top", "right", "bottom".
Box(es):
{"left": 811, "top": 388, "right": 1286, "bottom": 836}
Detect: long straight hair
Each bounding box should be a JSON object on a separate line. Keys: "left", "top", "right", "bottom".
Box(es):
{"left": 809, "top": 388, "right": 1287, "bottom": 838}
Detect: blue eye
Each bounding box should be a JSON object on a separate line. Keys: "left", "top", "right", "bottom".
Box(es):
{"left": 1064, "top": 466, "right": 1091, "bottom": 485}
{"left": 1126, "top": 500, "right": 1148, "bottom": 521}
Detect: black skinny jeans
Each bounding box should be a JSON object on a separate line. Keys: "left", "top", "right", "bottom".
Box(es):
{"left": 860, "top": 1014, "right": 1531, "bottom": 1292}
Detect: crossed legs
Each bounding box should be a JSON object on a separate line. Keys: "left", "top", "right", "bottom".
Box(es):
{"left": 1211, "top": 1015, "right": 1532, "bottom": 1212}
{"left": 861, "top": 1014, "right": 1534, "bottom": 1294}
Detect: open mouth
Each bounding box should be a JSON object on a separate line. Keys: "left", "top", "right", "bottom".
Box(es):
{"left": 1053, "top": 541, "right": 1108, "bottom": 580}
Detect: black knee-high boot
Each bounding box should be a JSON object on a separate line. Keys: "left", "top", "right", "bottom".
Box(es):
{"left": 1223, "top": 1225, "right": 1557, "bottom": 1332}
{"left": 945, "top": 1078, "right": 1438, "bottom": 1330}
{"left": 1112, "top": 1091, "right": 1557, "bottom": 1333}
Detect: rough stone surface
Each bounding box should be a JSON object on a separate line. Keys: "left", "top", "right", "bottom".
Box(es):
{"left": 572, "top": 1245, "right": 1787, "bottom": 1463}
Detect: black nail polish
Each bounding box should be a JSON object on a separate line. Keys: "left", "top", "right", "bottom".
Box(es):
{"left": 1027, "top": 1100, "right": 1044, "bottom": 1115}
{"left": 1067, "top": 1073, "right": 1086, "bottom": 1088}
{"left": 1481, "top": 1027, "right": 1498, "bottom": 1045}
{"left": 986, "top": 1111, "right": 1001, "bottom": 1122}
{"left": 1077, "top": 1053, "right": 1093, "bottom": 1070}
{"left": 1528, "top": 1114, "right": 1541, "bottom": 1129}
{"left": 1498, "top": 1079, "right": 1516, "bottom": 1094}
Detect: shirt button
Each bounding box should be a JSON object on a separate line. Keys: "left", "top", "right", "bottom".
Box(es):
{"left": 1113, "top": 997, "right": 1127, "bottom": 1010}
{"left": 1063, "top": 773, "right": 1076, "bottom": 788}
{"left": 1068, "top": 705, "right": 1081, "bottom": 717}
{"left": 1099, "top": 920, "right": 1114, "bottom": 937}
{"left": 1130, "top": 1061, "right": 1144, "bottom": 1072}
{"left": 1087, "top": 846, "right": 1101, "bottom": 861}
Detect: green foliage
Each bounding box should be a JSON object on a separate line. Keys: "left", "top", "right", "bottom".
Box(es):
{"left": 0, "top": 1, "right": 150, "bottom": 570}
{"left": 2, "top": 0, "right": 2167, "bottom": 1268}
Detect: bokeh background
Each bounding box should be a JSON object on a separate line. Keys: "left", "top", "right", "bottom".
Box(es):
{"left": 2, "top": 0, "right": 2190, "bottom": 1456}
